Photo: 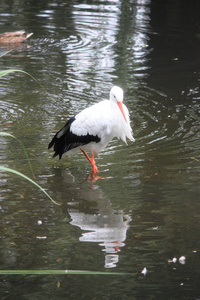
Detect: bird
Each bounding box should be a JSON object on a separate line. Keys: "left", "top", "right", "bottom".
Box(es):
{"left": 0, "top": 30, "right": 33, "bottom": 44}
{"left": 48, "top": 86, "right": 135, "bottom": 176}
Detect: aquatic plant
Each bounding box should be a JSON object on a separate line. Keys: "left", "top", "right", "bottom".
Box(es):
{"left": 0, "top": 269, "right": 133, "bottom": 276}
{"left": 0, "top": 52, "right": 54, "bottom": 204}
{"left": 0, "top": 132, "right": 59, "bottom": 205}
{"left": 0, "top": 132, "right": 35, "bottom": 178}
{"left": 0, "top": 68, "right": 44, "bottom": 90}
{"left": 0, "top": 166, "right": 60, "bottom": 205}
{"left": 0, "top": 50, "right": 45, "bottom": 90}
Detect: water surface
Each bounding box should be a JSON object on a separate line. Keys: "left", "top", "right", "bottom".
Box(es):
{"left": 0, "top": 0, "right": 200, "bottom": 299}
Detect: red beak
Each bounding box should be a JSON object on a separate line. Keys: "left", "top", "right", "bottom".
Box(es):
{"left": 117, "top": 102, "right": 127, "bottom": 123}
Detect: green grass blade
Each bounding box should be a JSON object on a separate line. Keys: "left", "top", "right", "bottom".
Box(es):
{"left": 0, "top": 50, "right": 12, "bottom": 58}
{"left": 0, "top": 166, "right": 60, "bottom": 206}
{"left": 0, "top": 69, "right": 46, "bottom": 91}
{"left": 0, "top": 132, "right": 35, "bottom": 179}
{"left": 0, "top": 270, "right": 133, "bottom": 276}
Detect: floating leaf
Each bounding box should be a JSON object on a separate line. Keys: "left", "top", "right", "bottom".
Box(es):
{"left": 141, "top": 267, "right": 147, "bottom": 275}
{"left": 168, "top": 257, "right": 177, "bottom": 263}
{"left": 179, "top": 256, "right": 186, "bottom": 264}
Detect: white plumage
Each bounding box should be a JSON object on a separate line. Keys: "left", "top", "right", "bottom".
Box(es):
{"left": 49, "top": 86, "right": 135, "bottom": 174}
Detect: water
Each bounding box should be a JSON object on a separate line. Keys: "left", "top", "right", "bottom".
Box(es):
{"left": 0, "top": 0, "right": 200, "bottom": 299}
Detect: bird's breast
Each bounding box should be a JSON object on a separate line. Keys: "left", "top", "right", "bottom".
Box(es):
{"left": 70, "top": 99, "right": 133, "bottom": 144}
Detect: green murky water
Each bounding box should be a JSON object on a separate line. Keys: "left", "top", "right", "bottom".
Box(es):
{"left": 0, "top": 1, "right": 200, "bottom": 299}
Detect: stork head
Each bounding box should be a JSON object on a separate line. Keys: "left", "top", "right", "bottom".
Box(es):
{"left": 110, "top": 86, "right": 127, "bottom": 122}
{"left": 110, "top": 86, "right": 124, "bottom": 103}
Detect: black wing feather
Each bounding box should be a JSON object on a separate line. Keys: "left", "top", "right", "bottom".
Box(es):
{"left": 48, "top": 116, "right": 100, "bottom": 159}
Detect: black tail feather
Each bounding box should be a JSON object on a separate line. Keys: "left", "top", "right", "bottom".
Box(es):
{"left": 48, "top": 117, "right": 76, "bottom": 159}
{"left": 48, "top": 116, "right": 101, "bottom": 159}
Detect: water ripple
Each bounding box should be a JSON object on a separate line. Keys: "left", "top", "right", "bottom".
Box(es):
{"left": 129, "top": 84, "right": 200, "bottom": 167}
{"left": 0, "top": 100, "right": 25, "bottom": 125}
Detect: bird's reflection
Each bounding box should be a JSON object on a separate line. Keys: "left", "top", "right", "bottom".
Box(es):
{"left": 83, "top": 172, "right": 106, "bottom": 189}
{"left": 58, "top": 168, "right": 131, "bottom": 268}
{"left": 69, "top": 208, "right": 131, "bottom": 268}
{"left": 0, "top": 43, "right": 32, "bottom": 55}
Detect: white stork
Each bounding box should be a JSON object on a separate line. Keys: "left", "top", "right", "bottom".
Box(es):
{"left": 48, "top": 86, "right": 135, "bottom": 175}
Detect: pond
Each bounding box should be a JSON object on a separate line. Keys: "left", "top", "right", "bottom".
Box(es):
{"left": 0, "top": 0, "right": 200, "bottom": 299}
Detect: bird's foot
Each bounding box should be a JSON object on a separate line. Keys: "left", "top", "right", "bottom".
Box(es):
{"left": 81, "top": 149, "right": 99, "bottom": 175}
{"left": 84, "top": 172, "right": 105, "bottom": 189}
{"left": 92, "top": 164, "right": 99, "bottom": 174}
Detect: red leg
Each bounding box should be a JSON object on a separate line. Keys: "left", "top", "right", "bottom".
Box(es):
{"left": 81, "top": 149, "right": 99, "bottom": 174}
{"left": 90, "top": 151, "right": 99, "bottom": 174}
